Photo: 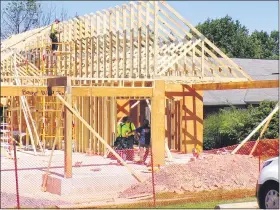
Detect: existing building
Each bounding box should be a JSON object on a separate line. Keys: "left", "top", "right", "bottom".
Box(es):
{"left": 204, "top": 58, "right": 279, "bottom": 116}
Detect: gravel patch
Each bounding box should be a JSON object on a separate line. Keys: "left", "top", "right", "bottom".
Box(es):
{"left": 1, "top": 192, "right": 71, "bottom": 208}
{"left": 119, "top": 154, "right": 260, "bottom": 198}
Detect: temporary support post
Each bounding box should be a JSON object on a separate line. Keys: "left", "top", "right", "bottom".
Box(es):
{"left": 232, "top": 103, "right": 279, "bottom": 154}
{"left": 64, "top": 81, "right": 72, "bottom": 178}
{"left": 151, "top": 80, "right": 165, "bottom": 166}
{"left": 47, "top": 76, "right": 72, "bottom": 178}
{"left": 56, "top": 93, "right": 143, "bottom": 183}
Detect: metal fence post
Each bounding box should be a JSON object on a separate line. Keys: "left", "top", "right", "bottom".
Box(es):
{"left": 13, "top": 141, "right": 20, "bottom": 208}
{"left": 150, "top": 149, "right": 156, "bottom": 207}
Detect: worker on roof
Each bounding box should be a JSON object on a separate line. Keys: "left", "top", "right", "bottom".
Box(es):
{"left": 50, "top": 19, "right": 60, "bottom": 53}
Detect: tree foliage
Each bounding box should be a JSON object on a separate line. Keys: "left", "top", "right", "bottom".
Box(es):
{"left": 1, "top": 0, "right": 41, "bottom": 39}
{"left": 203, "top": 101, "right": 279, "bottom": 150}
{"left": 196, "top": 16, "right": 279, "bottom": 59}
{"left": 1, "top": 1, "right": 68, "bottom": 40}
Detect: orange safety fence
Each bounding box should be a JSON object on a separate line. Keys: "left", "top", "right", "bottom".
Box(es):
{"left": 203, "top": 139, "right": 279, "bottom": 159}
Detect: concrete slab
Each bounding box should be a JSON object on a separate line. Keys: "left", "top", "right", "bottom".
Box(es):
{"left": 215, "top": 201, "right": 258, "bottom": 209}
{"left": 43, "top": 172, "right": 137, "bottom": 196}
{"left": 1, "top": 149, "right": 199, "bottom": 207}
{"left": 1, "top": 149, "right": 152, "bottom": 206}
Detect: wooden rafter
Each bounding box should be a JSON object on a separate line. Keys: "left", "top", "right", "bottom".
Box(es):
{"left": 1, "top": 1, "right": 251, "bottom": 84}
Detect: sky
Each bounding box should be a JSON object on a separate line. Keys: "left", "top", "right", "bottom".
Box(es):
{"left": 38, "top": 1, "right": 279, "bottom": 34}
{"left": 1, "top": 1, "right": 278, "bottom": 34}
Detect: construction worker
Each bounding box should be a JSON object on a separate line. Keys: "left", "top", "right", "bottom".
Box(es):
{"left": 134, "top": 119, "right": 151, "bottom": 164}
{"left": 115, "top": 116, "right": 136, "bottom": 149}
{"left": 125, "top": 116, "right": 136, "bottom": 149}
{"left": 50, "top": 19, "right": 60, "bottom": 53}
{"left": 115, "top": 116, "right": 130, "bottom": 149}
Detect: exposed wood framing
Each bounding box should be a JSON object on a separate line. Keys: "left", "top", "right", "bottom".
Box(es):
{"left": 1, "top": 1, "right": 270, "bottom": 165}
{"left": 192, "top": 80, "right": 279, "bottom": 90}
{"left": 1, "top": 1, "right": 251, "bottom": 82}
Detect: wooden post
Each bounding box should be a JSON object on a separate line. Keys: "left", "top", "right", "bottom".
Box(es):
{"left": 180, "top": 87, "right": 203, "bottom": 153}
{"left": 151, "top": 80, "right": 165, "bottom": 166}
{"left": 64, "top": 78, "right": 72, "bottom": 178}
{"left": 56, "top": 94, "right": 143, "bottom": 182}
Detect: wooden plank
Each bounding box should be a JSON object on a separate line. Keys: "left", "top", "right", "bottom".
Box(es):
{"left": 79, "top": 39, "right": 83, "bottom": 82}
{"left": 109, "top": 11, "right": 113, "bottom": 78}
{"left": 91, "top": 37, "right": 94, "bottom": 80}
{"left": 74, "top": 41, "right": 78, "bottom": 84}
{"left": 85, "top": 38, "right": 89, "bottom": 80}
{"left": 153, "top": 1, "right": 158, "bottom": 77}
{"left": 1, "top": 86, "right": 153, "bottom": 97}
{"left": 84, "top": 97, "right": 90, "bottom": 152}
{"left": 145, "top": 2, "right": 149, "bottom": 78}
{"left": 103, "top": 97, "right": 108, "bottom": 154}
{"left": 201, "top": 41, "right": 204, "bottom": 78}
{"left": 56, "top": 93, "right": 144, "bottom": 182}
{"left": 137, "top": 2, "right": 142, "bottom": 78}
{"left": 192, "top": 80, "right": 279, "bottom": 90}
{"left": 64, "top": 88, "right": 72, "bottom": 178}
{"left": 103, "top": 12, "right": 107, "bottom": 78}
{"left": 116, "top": 7, "right": 120, "bottom": 78}
{"left": 123, "top": 5, "right": 127, "bottom": 77}
{"left": 130, "top": 3, "right": 134, "bottom": 78}
{"left": 151, "top": 80, "right": 165, "bottom": 166}
{"left": 97, "top": 15, "right": 100, "bottom": 78}
{"left": 249, "top": 112, "right": 274, "bottom": 156}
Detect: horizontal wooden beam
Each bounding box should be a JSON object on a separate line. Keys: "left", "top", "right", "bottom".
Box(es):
{"left": 0, "top": 86, "right": 153, "bottom": 97}
{"left": 165, "top": 91, "right": 193, "bottom": 99}
{"left": 192, "top": 80, "right": 279, "bottom": 90}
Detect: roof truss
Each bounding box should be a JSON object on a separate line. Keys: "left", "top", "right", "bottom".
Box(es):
{"left": 1, "top": 1, "right": 252, "bottom": 84}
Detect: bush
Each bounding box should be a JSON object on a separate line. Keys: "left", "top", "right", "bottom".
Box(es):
{"left": 203, "top": 101, "right": 279, "bottom": 150}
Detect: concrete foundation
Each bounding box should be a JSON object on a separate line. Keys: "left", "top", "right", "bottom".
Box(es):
{"left": 43, "top": 173, "right": 136, "bottom": 196}
{"left": 1, "top": 149, "right": 193, "bottom": 207}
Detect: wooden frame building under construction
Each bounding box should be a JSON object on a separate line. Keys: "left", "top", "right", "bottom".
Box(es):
{"left": 1, "top": 1, "right": 278, "bottom": 176}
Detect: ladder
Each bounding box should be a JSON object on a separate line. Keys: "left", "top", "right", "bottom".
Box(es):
{"left": 12, "top": 54, "right": 44, "bottom": 155}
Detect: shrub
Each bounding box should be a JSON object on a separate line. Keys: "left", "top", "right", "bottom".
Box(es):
{"left": 203, "top": 101, "right": 279, "bottom": 150}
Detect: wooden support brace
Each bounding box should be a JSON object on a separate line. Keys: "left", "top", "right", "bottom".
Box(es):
{"left": 232, "top": 103, "right": 279, "bottom": 154}
{"left": 56, "top": 93, "right": 143, "bottom": 182}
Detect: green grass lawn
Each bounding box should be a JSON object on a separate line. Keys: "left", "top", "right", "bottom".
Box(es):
{"left": 101, "top": 189, "right": 256, "bottom": 209}
{"left": 158, "top": 196, "right": 257, "bottom": 208}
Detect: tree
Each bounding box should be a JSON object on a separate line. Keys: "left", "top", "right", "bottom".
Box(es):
{"left": 38, "top": 4, "right": 68, "bottom": 27}
{"left": 196, "top": 15, "right": 279, "bottom": 59}
{"left": 250, "top": 30, "right": 275, "bottom": 59}
{"left": 196, "top": 15, "right": 254, "bottom": 58}
{"left": 1, "top": 0, "right": 41, "bottom": 39}
{"left": 270, "top": 30, "right": 279, "bottom": 59}
{"left": 1, "top": 1, "right": 69, "bottom": 40}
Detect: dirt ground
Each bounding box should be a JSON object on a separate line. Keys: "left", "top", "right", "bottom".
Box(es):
{"left": 119, "top": 154, "right": 260, "bottom": 198}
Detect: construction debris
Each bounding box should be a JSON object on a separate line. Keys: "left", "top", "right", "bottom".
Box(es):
{"left": 119, "top": 154, "right": 260, "bottom": 198}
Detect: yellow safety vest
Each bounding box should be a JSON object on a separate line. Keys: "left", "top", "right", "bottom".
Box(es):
{"left": 51, "top": 23, "right": 58, "bottom": 34}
